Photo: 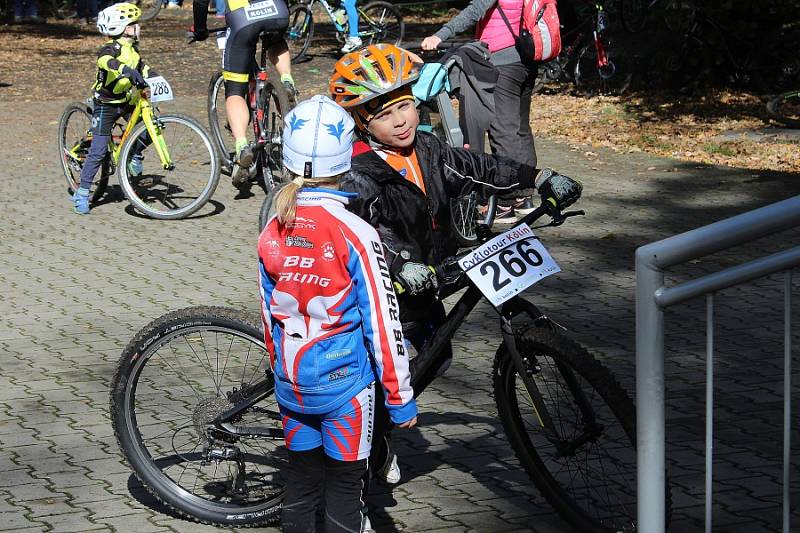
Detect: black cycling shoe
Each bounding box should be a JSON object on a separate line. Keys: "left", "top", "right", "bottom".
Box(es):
{"left": 232, "top": 144, "right": 254, "bottom": 189}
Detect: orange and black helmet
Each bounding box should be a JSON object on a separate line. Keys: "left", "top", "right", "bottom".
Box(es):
{"left": 329, "top": 44, "right": 422, "bottom": 130}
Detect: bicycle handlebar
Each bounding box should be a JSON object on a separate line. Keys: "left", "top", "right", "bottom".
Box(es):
{"left": 393, "top": 201, "right": 585, "bottom": 295}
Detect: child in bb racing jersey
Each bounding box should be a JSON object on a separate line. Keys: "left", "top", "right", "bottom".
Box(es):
{"left": 258, "top": 95, "right": 417, "bottom": 533}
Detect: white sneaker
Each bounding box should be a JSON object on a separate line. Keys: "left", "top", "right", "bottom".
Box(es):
{"left": 341, "top": 36, "right": 363, "bottom": 54}
{"left": 361, "top": 515, "right": 374, "bottom": 533}
{"left": 378, "top": 452, "right": 401, "bottom": 484}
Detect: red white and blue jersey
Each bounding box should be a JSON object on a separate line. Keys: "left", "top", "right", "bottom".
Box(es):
{"left": 258, "top": 189, "right": 417, "bottom": 424}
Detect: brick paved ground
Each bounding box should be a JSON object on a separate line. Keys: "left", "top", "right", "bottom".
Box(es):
{"left": 3, "top": 29, "right": 800, "bottom": 532}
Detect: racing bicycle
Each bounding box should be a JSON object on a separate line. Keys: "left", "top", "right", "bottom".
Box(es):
{"left": 202, "top": 28, "right": 292, "bottom": 192}
{"left": 111, "top": 199, "right": 666, "bottom": 531}
{"left": 285, "top": 0, "right": 403, "bottom": 62}
{"left": 58, "top": 83, "right": 220, "bottom": 219}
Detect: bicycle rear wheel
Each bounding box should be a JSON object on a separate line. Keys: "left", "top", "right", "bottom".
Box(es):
{"left": 57, "top": 102, "right": 109, "bottom": 204}
{"left": 574, "top": 40, "right": 633, "bottom": 95}
{"left": 286, "top": 4, "right": 314, "bottom": 63}
{"left": 111, "top": 306, "right": 285, "bottom": 526}
{"left": 767, "top": 90, "right": 800, "bottom": 128}
{"left": 134, "top": 0, "right": 161, "bottom": 21}
{"left": 493, "top": 327, "right": 666, "bottom": 532}
{"left": 118, "top": 113, "right": 220, "bottom": 219}
{"left": 360, "top": 1, "right": 403, "bottom": 46}
{"left": 208, "top": 72, "right": 233, "bottom": 172}
{"left": 256, "top": 69, "right": 291, "bottom": 191}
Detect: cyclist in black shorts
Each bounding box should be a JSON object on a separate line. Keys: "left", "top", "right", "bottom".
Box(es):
{"left": 192, "top": 0, "right": 296, "bottom": 186}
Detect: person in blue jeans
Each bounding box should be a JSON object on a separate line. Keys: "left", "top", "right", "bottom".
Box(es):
{"left": 13, "top": 0, "right": 40, "bottom": 23}
{"left": 339, "top": 0, "right": 360, "bottom": 53}
{"left": 77, "top": 0, "right": 99, "bottom": 24}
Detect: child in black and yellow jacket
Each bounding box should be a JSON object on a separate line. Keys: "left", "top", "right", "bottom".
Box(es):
{"left": 73, "top": 2, "right": 156, "bottom": 214}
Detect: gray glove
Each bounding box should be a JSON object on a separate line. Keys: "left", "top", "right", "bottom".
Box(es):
{"left": 396, "top": 262, "right": 438, "bottom": 295}
{"left": 535, "top": 168, "right": 582, "bottom": 211}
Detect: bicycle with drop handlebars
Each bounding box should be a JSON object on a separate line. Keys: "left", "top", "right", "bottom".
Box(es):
{"left": 111, "top": 193, "right": 671, "bottom": 531}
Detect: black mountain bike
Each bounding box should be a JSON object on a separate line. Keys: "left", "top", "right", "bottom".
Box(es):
{"left": 111, "top": 200, "right": 665, "bottom": 531}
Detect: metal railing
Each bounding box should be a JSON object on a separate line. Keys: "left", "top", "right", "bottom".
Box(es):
{"left": 635, "top": 195, "right": 800, "bottom": 533}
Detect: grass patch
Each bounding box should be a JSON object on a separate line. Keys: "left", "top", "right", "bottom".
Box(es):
{"left": 703, "top": 143, "right": 737, "bottom": 157}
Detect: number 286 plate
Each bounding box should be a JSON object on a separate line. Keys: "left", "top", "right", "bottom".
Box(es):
{"left": 457, "top": 224, "right": 560, "bottom": 306}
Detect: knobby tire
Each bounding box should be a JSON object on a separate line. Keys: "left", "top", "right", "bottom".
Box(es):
{"left": 256, "top": 66, "right": 292, "bottom": 192}
{"left": 493, "top": 327, "right": 670, "bottom": 532}
{"left": 111, "top": 306, "right": 284, "bottom": 526}
{"left": 287, "top": 4, "right": 314, "bottom": 63}
{"left": 57, "top": 102, "right": 109, "bottom": 203}
{"left": 118, "top": 113, "right": 220, "bottom": 219}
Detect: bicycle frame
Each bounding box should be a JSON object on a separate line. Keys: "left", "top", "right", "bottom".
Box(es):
{"left": 111, "top": 94, "right": 173, "bottom": 170}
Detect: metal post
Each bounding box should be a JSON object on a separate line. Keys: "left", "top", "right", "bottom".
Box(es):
{"left": 705, "top": 294, "right": 714, "bottom": 533}
{"left": 636, "top": 249, "right": 666, "bottom": 533}
{"left": 783, "top": 271, "right": 792, "bottom": 533}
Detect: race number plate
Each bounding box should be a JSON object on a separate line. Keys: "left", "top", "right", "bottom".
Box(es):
{"left": 146, "top": 76, "right": 174, "bottom": 103}
{"left": 458, "top": 224, "right": 560, "bottom": 306}
{"left": 245, "top": 0, "right": 278, "bottom": 21}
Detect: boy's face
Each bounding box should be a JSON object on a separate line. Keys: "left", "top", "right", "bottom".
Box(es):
{"left": 123, "top": 24, "right": 140, "bottom": 39}
{"left": 366, "top": 98, "right": 419, "bottom": 149}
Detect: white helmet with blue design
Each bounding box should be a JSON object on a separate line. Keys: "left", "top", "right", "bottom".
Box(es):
{"left": 282, "top": 95, "right": 355, "bottom": 179}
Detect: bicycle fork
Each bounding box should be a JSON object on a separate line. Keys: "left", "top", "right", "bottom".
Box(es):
{"left": 500, "top": 317, "right": 603, "bottom": 457}
{"left": 139, "top": 100, "right": 174, "bottom": 170}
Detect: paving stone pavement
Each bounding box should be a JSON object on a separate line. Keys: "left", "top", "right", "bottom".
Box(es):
{"left": 2, "top": 83, "right": 800, "bottom": 533}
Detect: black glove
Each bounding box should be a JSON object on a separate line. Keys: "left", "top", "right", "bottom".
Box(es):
{"left": 396, "top": 262, "right": 438, "bottom": 296}
{"left": 535, "top": 168, "right": 582, "bottom": 211}
{"left": 121, "top": 66, "right": 148, "bottom": 89}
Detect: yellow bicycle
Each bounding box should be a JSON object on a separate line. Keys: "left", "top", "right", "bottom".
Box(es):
{"left": 58, "top": 86, "right": 220, "bottom": 219}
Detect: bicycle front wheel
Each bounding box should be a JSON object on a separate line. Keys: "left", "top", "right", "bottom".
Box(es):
{"left": 57, "top": 102, "right": 109, "bottom": 203}
{"left": 111, "top": 306, "right": 285, "bottom": 526}
{"left": 286, "top": 4, "right": 314, "bottom": 63}
{"left": 256, "top": 69, "right": 291, "bottom": 191}
{"left": 767, "top": 90, "right": 800, "bottom": 128}
{"left": 118, "top": 113, "right": 220, "bottom": 219}
{"left": 360, "top": 1, "right": 403, "bottom": 46}
{"left": 134, "top": 0, "right": 161, "bottom": 21}
{"left": 208, "top": 71, "right": 234, "bottom": 171}
{"left": 493, "top": 327, "right": 656, "bottom": 532}
{"left": 574, "top": 40, "right": 633, "bottom": 96}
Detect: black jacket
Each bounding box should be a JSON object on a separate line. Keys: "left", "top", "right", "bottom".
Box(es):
{"left": 340, "top": 132, "right": 537, "bottom": 320}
